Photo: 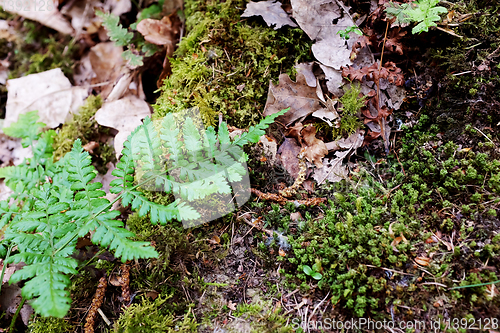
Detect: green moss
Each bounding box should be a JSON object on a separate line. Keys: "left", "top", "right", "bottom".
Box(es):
{"left": 52, "top": 95, "right": 115, "bottom": 172}
{"left": 154, "top": 0, "right": 313, "bottom": 128}
{"left": 336, "top": 82, "right": 366, "bottom": 137}
{"left": 113, "top": 294, "right": 198, "bottom": 333}
{"left": 28, "top": 316, "right": 73, "bottom": 333}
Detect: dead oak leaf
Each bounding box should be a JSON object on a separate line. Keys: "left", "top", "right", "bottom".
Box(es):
{"left": 264, "top": 72, "right": 323, "bottom": 126}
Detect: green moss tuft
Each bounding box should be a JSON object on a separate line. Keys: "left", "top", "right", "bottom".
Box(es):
{"left": 113, "top": 294, "right": 198, "bottom": 333}
{"left": 28, "top": 316, "right": 73, "bottom": 333}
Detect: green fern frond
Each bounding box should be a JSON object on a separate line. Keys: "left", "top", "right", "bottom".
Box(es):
{"left": 95, "top": 11, "right": 133, "bottom": 46}
{"left": 0, "top": 108, "right": 286, "bottom": 318}
{"left": 2, "top": 111, "right": 45, "bottom": 148}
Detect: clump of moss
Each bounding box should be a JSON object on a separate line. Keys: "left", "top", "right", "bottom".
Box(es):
{"left": 336, "top": 82, "right": 366, "bottom": 137}
{"left": 113, "top": 294, "right": 198, "bottom": 333}
{"left": 154, "top": 0, "right": 313, "bottom": 128}
{"left": 53, "top": 95, "right": 115, "bottom": 172}
{"left": 28, "top": 316, "right": 73, "bottom": 333}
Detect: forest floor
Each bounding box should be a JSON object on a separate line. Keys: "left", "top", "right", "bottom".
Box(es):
{"left": 0, "top": 0, "right": 500, "bottom": 332}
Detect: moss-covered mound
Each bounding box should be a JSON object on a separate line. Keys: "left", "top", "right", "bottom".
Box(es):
{"left": 154, "top": 0, "right": 313, "bottom": 128}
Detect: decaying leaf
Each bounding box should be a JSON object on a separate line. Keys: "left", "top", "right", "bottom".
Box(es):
{"left": 94, "top": 95, "right": 151, "bottom": 157}
{"left": 264, "top": 73, "right": 323, "bottom": 126}
{"left": 301, "top": 125, "right": 328, "bottom": 168}
{"left": 277, "top": 137, "right": 302, "bottom": 179}
{"left": 89, "top": 42, "right": 125, "bottom": 99}
{"left": 5, "top": 68, "right": 88, "bottom": 128}
{"left": 3, "top": 2, "right": 74, "bottom": 35}
{"left": 137, "top": 16, "right": 178, "bottom": 46}
{"left": 242, "top": 0, "right": 298, "bottom": 29}
{"left": 313, "top": 129, "right": 364, "bottom": 184}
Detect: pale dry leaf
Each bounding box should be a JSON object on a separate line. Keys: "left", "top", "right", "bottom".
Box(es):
{"left": 94, "top": 95, "right": 151, "bottom": 157}
{"left": 0, "top": 134, "right": 33, "bottom": 167}
{"left": 3, "top": 1, "right": 74, "bottom": 35}
{"left": 258, "top": 135, "right": 278, "bottom": 165}
{"left": 314, "top": 129, "right": 364, "bottom": 184}
{"left": 0, "top": 58, "right": 9, "bottom": 86}
{"left": 0, "top": 19, "right": 17, "bottom": 42}
{"left": 5, "top": 68, "right": 88, "bottom": 128}
{"left": 295, "top": 63, "right": 316, "bottom": 87}
{"left": 242, "top": 0, "right": 298, "bottom": 29}
{"left": 312, "top": 149, "right": 349, "bottom": 184}
{"left": 89, "top": 42, "right": 125, "bottom": 99}
{"left": 325, "top": 129, "right": 364, "bottom": 151}
{"left": 263, "top": 72, "right": 323, "bottom": 126}
{"left": 73, "top": 52, "right": 94, "bottom": 86}
{"left": 137, "top": 17, "right": 177, "bottom": 46}
{"left": 312, "top": 108, "right": 339, "bottom": 127}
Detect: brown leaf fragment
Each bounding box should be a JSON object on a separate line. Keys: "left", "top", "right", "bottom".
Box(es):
{"left": 284, "top": 122, "right": 304, "bottom": 146}
{"left": 350, "top": 35, "right": 372, "bottom": 61}
{"left": 415, "top": 256, "right": 431, "bottom": 266}
{"left": 382, "top": 28, "right": 407, "bottom": 55}
{"left": 301, "top": 125, "right": 328, "bottom": 168}
{"left": 264, "top": 73, "right": 323, "bottom": 126}
{"left": 137, "top": 16, "right": 178, "bottom": 46}
{"left": 83, "top": 141, "right": 99, "bottom": 154}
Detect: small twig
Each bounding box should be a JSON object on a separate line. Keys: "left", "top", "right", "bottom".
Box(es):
{"left": 97, "top": 308, "right": 111, "bottom": 326}
{"left": 365, "top": 264, "right": 415, "bottom": 277}
{"left": 473, "top": 126, "right": 494, "bottom": 144}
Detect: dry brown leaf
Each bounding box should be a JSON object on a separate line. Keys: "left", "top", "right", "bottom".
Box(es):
{"left": 94, "top": 95, "right": 151, "bottom": 157}
{"left": 433, "top": 298, "right": 444, "bottom": 307}
{"left": 415, "top": 256, "right": 431, "bottom": 266}
{"left": 263, "top": 72, "right": 323, "bottom": 126}
{"left": 485, "top": 284, "right": 499, "bottom": 300}
{"left": 277, "top": 137, "right": 301, "bottom": 179}
{"left": 137, "top": 17, "right": 178, "bottom": 46}
{"left": 279, "top": 248, "right": 286, "bottom": 257}
{"left": 89, "top": 42, "right": 125, "bottom": 99}
{"left": 0, "top": 20, "right": 18, "bottom": 42}
{"left": 290, "top": 212, "right": 303, "bottom": 222}
{"left": 5, "top": 68, "right": 88, "bottom": 128}
{"left": 301, "top": 125, "right": 328, "bottom": 168}
{"left": 242, "top": 0, "right": 298, "bottom": 29}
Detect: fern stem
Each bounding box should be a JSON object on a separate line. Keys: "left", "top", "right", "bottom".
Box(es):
{"left": 0, "top": 245, "right": 13, "bottom": 295}
{"left": 9, "top": 296, "right": 25, "bottom": 332}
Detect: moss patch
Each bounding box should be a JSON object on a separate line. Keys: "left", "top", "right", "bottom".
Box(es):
{"left": 154, "top": 0, "right": 313, "bottom": 128}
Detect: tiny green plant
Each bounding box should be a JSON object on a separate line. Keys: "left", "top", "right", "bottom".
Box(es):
{"left": 337, "top": 26, "right": 363, "bottom": 40}
{"left": 96, "top": 11, "right": 147, "bottom": 66}
{"left": 385, "top": 0, "right": 448, "bottom": 34}
{"left": 0, "top": 108, "right": 286, "bottom": 317}
{"left": 302, "top": 265, "right": 322, "bottom": 280}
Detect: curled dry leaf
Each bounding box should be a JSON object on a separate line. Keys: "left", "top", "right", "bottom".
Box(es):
{"left": 301, "top": 125, "right": 328, "bottom": 168}
{"left": 415, "top": 256, "right": 431, "bottom": 266}
{"left": 313, "top": 129, "right": 364, "bottom": 185}
{"left": 5, "top": 68, "right": 88, "bottom": 128}
{"left": 241, "top": 0, "right": 298, "bottom": 29}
